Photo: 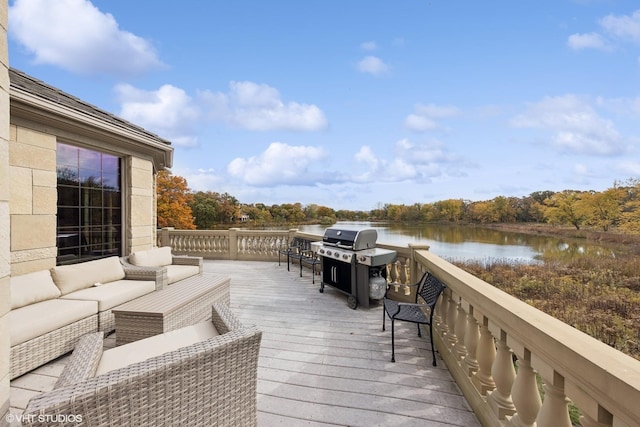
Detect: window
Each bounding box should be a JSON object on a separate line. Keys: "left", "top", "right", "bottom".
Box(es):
{"left": 56, "top": 143, "right": 122, "bottom": 265}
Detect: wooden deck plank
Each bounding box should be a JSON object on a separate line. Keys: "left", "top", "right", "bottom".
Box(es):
{"left": 205, "top": 260, "right": 480, "bottom": 427}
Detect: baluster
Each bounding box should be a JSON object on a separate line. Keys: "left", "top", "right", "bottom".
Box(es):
{"left": 472, "top": 317, "right": 496, "bottom": 395}
{"left": 446, "top": 292, "right": 458, "bottom": 347}
{"left": 454, "top": 301, "right": 467, "bottom": 360}
{"left": 536, "top": 374, "right": 572, "bottom": 427}
{"left": 508, "top": 351, "right": 541, "bottom": 427}
{"left": 488, "top": 331, "right": 516, "bottom": 419}
{"left": 435, "top": 288, "right": 448, "bottom": 334}
{"left": 464, "top": 306, "right": 479, "bottom": 375}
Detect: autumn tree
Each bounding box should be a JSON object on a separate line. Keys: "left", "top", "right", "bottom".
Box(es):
{"left": 156, "top": 170, "right": 196, "bottom": 229}
{"left": 543, "top": 191, "right": 587, "bottom": 230}
{"left": 580, "top": 187, "right": 623, "bottom": 231}
{"left": 190, "top": 191, "right": 220, "bottom": 229}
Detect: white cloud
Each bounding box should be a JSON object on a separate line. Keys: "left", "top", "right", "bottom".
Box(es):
{"left": 600, "top": 9, "right": 640, "bottom": 43}
{"left": 353, "top": 139, "right": 456, "bottom": 183}
{"left": 9, "top": 0, "right": 163, "bottom": 76}
{"left": 567, "top": 32, "right": 609, "bottom": 50}
{"left": 361, "top": 41, "right": 377, "bottom": 51}
{"left": 227, "top": 142, "right": 329, "bottom": 186}
{"left": 567, "top": 9, "right": 640, "bottom": 51}
{"left": 404, "top": 103, "right": 461, "bottom": 132}
{"left": 357, "top": 56, "right": 390, "bottom": 76}
{"left": 115, "top": 83, "right": 200, "bottom": 147}
{"left": 511, "top": 95, "right": 626, "bottom": 156}
{"left": 200, "top": 81, "right": 328, "bottom": 131}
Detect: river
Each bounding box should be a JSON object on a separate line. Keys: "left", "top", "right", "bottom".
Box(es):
{"left": 299, "top": 221, "right": 617, "bottom": 264}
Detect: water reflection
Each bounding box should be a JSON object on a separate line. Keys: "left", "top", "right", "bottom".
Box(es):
{"left": 299, "top": 221, "right": 616, "bottom": 264}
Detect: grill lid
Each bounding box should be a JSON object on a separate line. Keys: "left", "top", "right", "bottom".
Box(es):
{"left": 322, "top": 228, "right": 377, "bottom": 251}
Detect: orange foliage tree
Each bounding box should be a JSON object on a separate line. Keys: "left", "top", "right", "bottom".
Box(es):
{"left": 156, "top": 170, "right": 196, "bottom": 229}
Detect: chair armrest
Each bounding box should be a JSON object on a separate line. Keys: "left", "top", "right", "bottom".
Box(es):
{"left": 211, "top": 302, "right": 245, "bottom": 334}
{"left": 172, "top": 255, "right": 203, "bottom": 273}
{"left": 120, "top": 257, "right": 168, "bottom": 290}
{"left": 54, "top": 333, "right": 104, "bottom": 389}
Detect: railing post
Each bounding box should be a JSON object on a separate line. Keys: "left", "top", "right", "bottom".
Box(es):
{"left": 472, "top": 316, "right": 496, "bottom": 395}
{"left": 160, "top": 227, "right": 173, "bottom": 248}
{"left": 409, "top": 243, "right": 429, "bottom": 284}
{"left": 488, "top": 330, "right": 516, "bottom": 419}
{"left": 508, "top": 350, "right": 542, "bottom": 427}
{"left": 229, "top": 228, "right": 239, "bottom": 260}
{"left": 536, "top": 373, "right": 572, "bottom": 427}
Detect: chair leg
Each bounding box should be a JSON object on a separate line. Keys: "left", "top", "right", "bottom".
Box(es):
{"left": 287, "top": 254, "right": 290, "bottom": 271}
{"left": 429, "top": 323, "right": 437, "bottom": 367}
{"left": 390, "top": 318, "right": 396, "bottom": 362}
{"left": 417, "top": 323, "right": 422, "bottom": 338}
{"left": 299, "top": 260, "right": 303, "bottom": 277}
{"left": 382, "top": 307, "right": 386, "bottom": 331}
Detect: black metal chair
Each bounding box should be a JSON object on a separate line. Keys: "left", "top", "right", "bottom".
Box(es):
{"left": 278, "top": 237, "right": 304, "bottom": 271}
{"left": 382, "top": 272, "right": 446, "bottom": 366}
{"left": 299, "top": 247, "right": 321, "bottom": 284}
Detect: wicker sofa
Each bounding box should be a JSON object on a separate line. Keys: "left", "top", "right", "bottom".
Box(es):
{"left": 120, "top": 246, "right": 203, "bottom": 289}
{"left": 21, "top": 303, "right": 262, "bottom": 427}
{"left": 9, "top": 256, "right": 161, "bottom": 379}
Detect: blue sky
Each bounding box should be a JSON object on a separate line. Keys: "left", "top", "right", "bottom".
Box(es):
{"left": 7, "top": 0, "right": 640, "bottom": 211}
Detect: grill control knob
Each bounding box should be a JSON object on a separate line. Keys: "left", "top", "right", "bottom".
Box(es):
{"left": 334, "top": 253, "right": 340, "bottom": 258}
{"left": 343, "top": 254, "right": 350, "bottom": 260}
{"left": 318, "top": 248, "right": 325, "bottom": 254}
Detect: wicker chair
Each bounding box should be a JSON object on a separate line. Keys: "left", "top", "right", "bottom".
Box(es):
{"left": 21, "top": 303, "right": 262, "bottom": 427}
{"left": 382, "top": 272, "right": 446, "bottom": 366}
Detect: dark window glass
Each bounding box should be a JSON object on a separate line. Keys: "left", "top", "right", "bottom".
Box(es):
{"left": 56, "top": 143, "right": 122, "bottom": 265}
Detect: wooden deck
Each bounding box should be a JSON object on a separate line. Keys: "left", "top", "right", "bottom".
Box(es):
{"left": 213, "top": 260, "right": 479, "bottom": 427}
{"left": 10, "top": 260, "right": 480, "bottom": 426}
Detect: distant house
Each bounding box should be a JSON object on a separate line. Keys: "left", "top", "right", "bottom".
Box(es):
{"left": 8, "top": 68, "right": 174, "bottom": 275}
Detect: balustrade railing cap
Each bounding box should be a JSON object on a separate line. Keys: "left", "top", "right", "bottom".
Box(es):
{"left": 409, "top": 243, "right": 430, "bottom": 250}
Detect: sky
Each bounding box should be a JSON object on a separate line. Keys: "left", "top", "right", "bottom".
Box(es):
{"left": 7, "top": 0, "right": 640, "bottom": 211}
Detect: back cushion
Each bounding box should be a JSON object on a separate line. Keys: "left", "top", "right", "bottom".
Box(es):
{"left": 10, "top": 270, "right": 62, "bottom": 309}
{"left": 51, "top": 256, "right": 126, "bottom": 295}
{"left": 129, "top": 247, "right": 173, "bottom": 267}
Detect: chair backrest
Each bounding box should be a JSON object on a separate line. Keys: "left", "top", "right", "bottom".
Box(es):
{"left": 417, "top": 273, "right": 447, "bottom": 309}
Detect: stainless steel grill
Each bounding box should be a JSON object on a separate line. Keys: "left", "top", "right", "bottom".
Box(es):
{"left": 315, "top": 228, "right": 397, "bottom": 309}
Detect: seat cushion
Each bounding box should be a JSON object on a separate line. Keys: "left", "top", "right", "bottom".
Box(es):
{"left": 10, "top": 270, "right": 62, "bottom": 310}
{"left": 51, "top": 257, "right": 126, "bottom": 295}
{"left": 10, "top": 299, "right": 98, "bottom": 346}
{"left": 129, "top": 246, "right": 173, "bottom": 268}
{"left": 166, "top": 265, "right": 200, "bottom": 284}
{"left": 60, "top": 280, "right": 156, "bottom": 312}
{"left": 95, "top": 321, "right": 219, "bottom": 376}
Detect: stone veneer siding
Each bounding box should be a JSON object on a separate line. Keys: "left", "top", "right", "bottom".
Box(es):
{"left": 9, "top": 126, "right": 57, "bottom": 276}
{"left": 1, "top": 0, "right": 10, "bottom": 423}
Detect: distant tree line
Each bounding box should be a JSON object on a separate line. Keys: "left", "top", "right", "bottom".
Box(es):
{"left": 156, "top": 171, "right": 640, "bottom": 234}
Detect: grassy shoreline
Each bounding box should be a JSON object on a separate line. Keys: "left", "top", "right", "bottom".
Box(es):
{"left": 453, "top": 223, "right": 640, "bottom": 360}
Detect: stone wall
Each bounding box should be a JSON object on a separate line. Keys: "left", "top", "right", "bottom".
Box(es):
{"left": 1, "top": 0, "right": 10, "bottom": 422}
{"left": 8, "top": 126, "right": 57, "bottom": 276}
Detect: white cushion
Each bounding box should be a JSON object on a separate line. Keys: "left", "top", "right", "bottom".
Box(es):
{"left": 95, "top": 321, "right": 219, "bottom": 376}
{"left": 51, "top": 257, "right": 126, "bottom": 295}
{"left": 61, "top": 280, "right": 156, "bottom": 312}
{"left": 166, "top": 265, "right": 200, "bottom": 285}
{"left": 129, "top": 247, "right": 173, "bottom": 268}
{"left": 10, "top": 270, "right": 62, "bottom": 310}
{"left": 10, "top": 299, "right": 98, "bottom": 346}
